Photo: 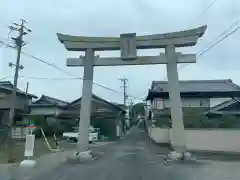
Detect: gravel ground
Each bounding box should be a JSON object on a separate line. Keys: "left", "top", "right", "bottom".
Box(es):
{"left": 26, "top": 128, "right": 240, "bottom": 180}
{"left": 2, "top": 128, "right": 240, "bottom": 180}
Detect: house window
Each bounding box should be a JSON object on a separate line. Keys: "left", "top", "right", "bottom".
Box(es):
{"left": 148, "top": 111, "right": 152, "bottom": 120}
{"left": 155, "top": 99, "right": 163, "bottom": 109}
{"left": 0, "top": 112, "right": 3, "bottom": 125}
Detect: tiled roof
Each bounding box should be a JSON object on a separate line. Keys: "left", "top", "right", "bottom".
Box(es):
{"left": 66, "top": 94, "right": 125, "bottom": 112}
{"left": 0, "top": 81, "right": 37, "bottom": 98}
{"left": 150, "top": 79, "right": 240, "bottom": 93}
{"left": 29, "top": 95, "right": 68, "bottom": 107}
{"left": 206, "top": 98, "right": 240, "bottom": 115}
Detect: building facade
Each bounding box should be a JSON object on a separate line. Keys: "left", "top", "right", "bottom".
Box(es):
{"left": 147, "top": 79, "right": 240, "bottom": 110}
{"left": 146, "top": 79, "right": 240, "bottom": 128}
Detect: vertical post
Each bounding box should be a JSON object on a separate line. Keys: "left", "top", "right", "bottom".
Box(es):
{"left": 7, "top": 24, "right": 24, "bottom": 163}
{"left": 165, "top": 44, "right": 186, "bottom": 153}
{"left": 77, "top": 48, "right": 94, "bottom": 153}
{"left": 116, "top": 114, "right": 120, "bottom": 138}
{"left": 9, "top": 29, "right": 23, "bottom": 128}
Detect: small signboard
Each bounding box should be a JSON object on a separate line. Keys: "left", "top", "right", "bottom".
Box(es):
{"left": 120, "top": 33, "right": 137, "bottom": 60}
{"left": 28, "top": 124, "right": 36, "bottom": 129}
{"left": 24, "top": 134, "right": 35, "bottom": 157}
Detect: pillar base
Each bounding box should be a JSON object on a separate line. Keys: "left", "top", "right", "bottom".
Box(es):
{"left": 19, "top": 160, "right": 36, "bottom": 168}
{"left": 164, "top": 151, "right": 196, "bottom": 163}
{"left": 66, "top": 150, "right": 93, "bottom": 164}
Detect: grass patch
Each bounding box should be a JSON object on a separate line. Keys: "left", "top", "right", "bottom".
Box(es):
{"left": 0, "top": 137, "right": 58, "bottom": 164}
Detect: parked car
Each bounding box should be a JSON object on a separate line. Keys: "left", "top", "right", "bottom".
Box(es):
{"left": 62, "top": 126, "right": 98, "bottom": 143}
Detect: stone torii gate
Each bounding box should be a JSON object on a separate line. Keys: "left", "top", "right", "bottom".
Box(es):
{"left": 57, "top": 25, "right": 207, "bottom": 158}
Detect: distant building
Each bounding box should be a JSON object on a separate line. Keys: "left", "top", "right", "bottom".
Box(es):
{"left": 146, "top": 79, "right": 240, "bottom": 128}
{"left": 27, "top": 95, "right": 68, "bottom": 117}
{"left": 58, "top": 94, "right": 126, "bottom": 139}
{"left": 0, "top": 81, "right": 37, "bottom": 126}
{"left": 0, "top": 81, "right": 37, "bottom": 139}
{"left": 147, "top": 79, "right": 240, "bottom": 110}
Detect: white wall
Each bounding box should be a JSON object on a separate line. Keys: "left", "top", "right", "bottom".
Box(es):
{"left": 152, "top": 97, "right": 234, "bottom": 109}
{"left": 152, "top": 98, "right": 210, "bottom": 109}
{"left": 185, "top": 129, "right": 240, "bottom": 153}
{"left": 149, "top": 128, "right": 170, "bottom": 143}
{"left": 30, "top": 107, "right": 63, "bottom": 116}
{"left": 0, "top": 92, "right": 30, "bottom": 109}
{"left": 150, "top": 127, "right": 240, "bottom": 153}
{"left": 210, "top": 98, "right": 231, "bottom": 107}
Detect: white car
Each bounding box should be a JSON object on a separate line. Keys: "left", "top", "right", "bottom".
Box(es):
{"left": 63, "top": 126, "right": 98, "bottom": 143}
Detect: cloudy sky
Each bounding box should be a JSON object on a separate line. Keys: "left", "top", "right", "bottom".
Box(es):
{"left": 0, "top": 0, "right": 239, "bottom": 104}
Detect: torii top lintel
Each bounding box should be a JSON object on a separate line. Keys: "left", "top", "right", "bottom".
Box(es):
{"left": 57, "top": 25, "right": 207, "bottom": 51}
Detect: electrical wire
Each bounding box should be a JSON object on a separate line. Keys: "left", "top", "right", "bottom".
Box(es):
{"left": 188, "top": 0, "right": 220, "bottom": 28}
{"left": 163, "top": 0, "right": 221, "bottom": 80}
{"left": 163, "top": 21, "right": 240, "bottom": 80}
{"left": 180, "top": 24, "right": 240, "bottom": 70}
{"left": 19, "top": 76, "right": 80, "bottom": 80}
{"left": 197, "top": 25, "right": 240, "bottom": 57}
{"left": 19, "top": 76, "right": 144, "bottom": 100}
{"left": 196, "top": 0, "right": 219, "bottom": 20}
{"left": 17, "top": 75, "right": 144, "bottom": 101}
{"left": 0, "top": 76, "right": 12, "bottom": 81}
{"left": 0, "top": 40, "right": 145, "bottom": 101}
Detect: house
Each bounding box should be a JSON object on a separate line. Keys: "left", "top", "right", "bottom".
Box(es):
{"left": 147, "top": 79, "right": 240, "bottom": 109}
{"left": 58, "top": 94, "right": 126, "bottom": 139}
{"left": 146, "top": 79, "right": 240, "bottom": 128}
{"left": 0, "top": 81, "right": 37, "bottom": 126}
{"left": 203, "top": 98, "right": 240, "bottom": 128}
{"left": 25, "top": 95, "right": 69, "bottom": 136}
{"left": 206, "top": 98, "right": 240, "bottom": 116}
{"left": 27, "top": 95, "right": 69, "bottom": 116}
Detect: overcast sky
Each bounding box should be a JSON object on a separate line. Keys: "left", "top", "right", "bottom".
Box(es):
{"left": 0, "top": 0, "right": 240, "bottom": 104}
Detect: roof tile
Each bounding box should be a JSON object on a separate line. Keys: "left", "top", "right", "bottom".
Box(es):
{"left": 151, "top": 79, "right": 240, "bottom": 93}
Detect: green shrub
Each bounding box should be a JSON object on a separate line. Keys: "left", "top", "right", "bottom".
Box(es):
{"left": 153, "top": 108, "right": 240, "bottom": 129}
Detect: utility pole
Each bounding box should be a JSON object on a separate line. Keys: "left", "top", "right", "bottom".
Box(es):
{"left": 7, "top": 19, "right": 31, "bottom": 162}
{"left": 25, "top": 82, "right": 29, "bottom": 104}
{"left": 119, "top": 77, "right": 128, "bottom": 108}
{"left": 128, "top": 99, "right": 134, "bottom": 126}
{"left": 119, "top": 77, "right": 129, "bottom": 133}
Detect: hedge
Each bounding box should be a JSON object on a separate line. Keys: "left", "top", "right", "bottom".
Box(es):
{"left": 154, "top": 108, "right": 240, "bottom": 129}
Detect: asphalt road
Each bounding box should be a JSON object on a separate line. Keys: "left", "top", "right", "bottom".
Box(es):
{"left": 30, "top": 128, "right": 240, "bottom": 180}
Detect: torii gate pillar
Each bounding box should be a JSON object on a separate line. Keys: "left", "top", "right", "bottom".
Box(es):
{"left": 77, "top": 49, "right": 94, "bottom": 153}
{"left": 166, "top": 45, "right": 185, "bottom": 152}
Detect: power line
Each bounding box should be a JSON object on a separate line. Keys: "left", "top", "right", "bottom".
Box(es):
{"left": 185, "top": 19, "right": 238, "bottom": 68}
{"left": 197, "top": 0, "right": 219, "bottom": 19}
{"left": 19, "top": 76, "right": 80, "bottom": 80}
{"left": 180, "top": 24, "right": 240, "bottom": 70}
{"left": 162, "top": 0, "right": 220, "bottom": 80}
{"left": 197, "top": 25, "right": 240, "bottom": 57}
{"left": 163, "top": 21, "right": 240, "bottom": 79}
{"left": 188, "top": 0, "right": 220, "bottom": 28}
{"left": 17, "top": 75, "right": 144, "bottom": 101}
{"left": 0, "top": 76, "right": 12, "bottom": 81}
{"left": 0, "top": 40, "right": 145, "bottom": 101}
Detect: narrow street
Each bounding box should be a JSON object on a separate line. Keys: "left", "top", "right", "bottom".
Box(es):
{"left": 31, "top": 128, "right": 240, "bottom": 180}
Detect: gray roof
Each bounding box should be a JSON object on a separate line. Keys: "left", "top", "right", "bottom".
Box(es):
{"left": 0, "top": 81, "right": 37, "bottom": 98}
{"left": 206, "top": 98, "right": 240, "bottom": 115}
{"left": 29, "top": 95, "right": 68, "bottom": 108}
{"left": 66, "top": 94, "right": 125, "bottom": 112}
{"left": 151, "top": 79, "right": 240, "bottom": 93}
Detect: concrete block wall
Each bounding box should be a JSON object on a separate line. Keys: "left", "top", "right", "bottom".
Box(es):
{"left": 150, "top": 127, "right": 240, "bottom": 153}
